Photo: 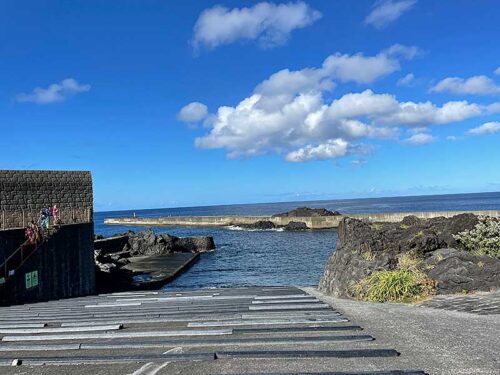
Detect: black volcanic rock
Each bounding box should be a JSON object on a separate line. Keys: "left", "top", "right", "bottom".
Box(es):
{"left": 424, "top": 248, "right": 500, "bottom": 294}
{"left": 319, "top": 214, "right": 499, "bottom": 297}
{"left": 273, "top": 207, "right": 341, "bottom": 217}
{"left": 283, "top": 221, "right": 308, "bottom": 231}
{"left": 240, "top": 220, "right": 276, "bottom": 230}
{"left": 94, "top": 229, "right": 215, "bottom": 293}
{"left": 118, "top": 229, "right": 215, "bottom": 256}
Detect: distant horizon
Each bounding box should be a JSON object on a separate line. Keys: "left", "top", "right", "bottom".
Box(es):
{"left": 2, "top": 1, "right": 499, "bottom": 212}
{"left": 95, "top": 190, "right": 500, "bottom": 214}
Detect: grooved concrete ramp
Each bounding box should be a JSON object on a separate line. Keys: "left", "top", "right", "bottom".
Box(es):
{"left": 0, "top": 287, "right": 427, "bottom": 374}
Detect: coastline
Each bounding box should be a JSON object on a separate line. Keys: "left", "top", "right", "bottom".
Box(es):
{"left": 104, "top": 209, "right": 500, "bottom": 229}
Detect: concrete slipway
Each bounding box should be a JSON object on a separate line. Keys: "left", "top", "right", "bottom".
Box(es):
{"left": 0, "top": 286, "right": 497, "bottom": 374}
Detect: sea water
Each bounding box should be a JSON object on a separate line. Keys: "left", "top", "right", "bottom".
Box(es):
{"left": 93, "top": 192, "right": 500, "bottom": 289}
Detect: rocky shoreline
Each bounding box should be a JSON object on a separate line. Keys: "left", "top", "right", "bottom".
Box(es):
{"left": 94, "top": 229, "right": 215, "bottom": 292}
{"left": 319, "top": 213, "right": 500, "bottom": 299}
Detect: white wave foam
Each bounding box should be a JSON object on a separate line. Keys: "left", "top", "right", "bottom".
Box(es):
{"left": 225, "top": 225, "right": 284, "bottom": 232}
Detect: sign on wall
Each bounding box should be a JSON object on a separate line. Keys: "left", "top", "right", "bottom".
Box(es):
{"left": 25, "top": 271, "right": 39, "bottom": 289}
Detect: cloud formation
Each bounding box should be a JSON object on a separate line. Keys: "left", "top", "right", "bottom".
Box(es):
{"left": 397, "top": 73, "right": 415, "bottom": 86}
{"left": 16, "top": 78, "right": 90, "bottom": 104}
{"left": 192, "top": 1, "right": 321, "bottom": 51}
{"left": 285, "top": 139, "right": 349, "bottom": 162}
{"left": 404, "top": 132, "right": 436, "bottom": 145}
{"left": 177, "top": 102, "right": 209, "bottom": 122}
{"left": 495, "top": 67, "right": 500, "bottom": 76}
{"left": 365, "top": 0, "right": 417, "bottom": 29}
{"left": 182, "top": 46, "right": 494, "bottom": 162}
{"left": 468, "top": 122, "right": 500, "bottom": 135}
{"left": 430, "top": 75, "right": 500, "bottom": 95}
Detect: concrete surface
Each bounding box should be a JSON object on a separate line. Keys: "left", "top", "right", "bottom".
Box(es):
{"left": 0, "top": 286, "right": 430, "bottom": 374}
{"left": 306, "top": 287, "right": 500, "bottom": 375}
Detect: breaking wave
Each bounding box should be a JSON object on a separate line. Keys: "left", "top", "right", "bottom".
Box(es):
{"left": 225, "top": 225, "right": 284, "bottom": 232}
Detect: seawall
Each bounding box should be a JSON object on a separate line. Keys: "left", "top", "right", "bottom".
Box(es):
{"left": 104, "top": 210, "right": 500, "bottom": 229}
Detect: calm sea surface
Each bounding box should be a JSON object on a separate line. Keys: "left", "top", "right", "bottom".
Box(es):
{"left": 94, "top": 192, "right": 500, "bottom": 289}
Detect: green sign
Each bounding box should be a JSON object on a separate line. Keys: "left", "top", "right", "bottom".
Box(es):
{"left": 25, "top": 271, "right": 39, "bottom": 289}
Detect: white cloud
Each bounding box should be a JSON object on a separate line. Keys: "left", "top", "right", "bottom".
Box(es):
{"left": 324, "top": 90, "right": 481, "bottom": 126}
{"left": 365, "top": 0, "right": 417, "bottom": 29}
{"left": 186, "top": 47, "right": 491, "bottom": 162}
{"left": 16, "top": 78, "right": 90, "bottom": 104}
{"left": 404, "top": 133, "right": 436, "bottom": 145}
{"left": 430, "top": 75, "right": 500, "bottom": 95}
{"left": 467, "top": 122, "right": 500, "bottom": 135}
{"left": 177, "top": 102, "right": 209, "bottom": 122}
{"left": 495, "top": 67, "right": 500, "bottom": 76}
{"left": 192, "top": 1, "right": 321, "bottom": 51}
{"left": 397, "top": 73, "right": 415, "bottom": 86}
{"left": 285, "top": 139, "right": 349, "bottom": 162}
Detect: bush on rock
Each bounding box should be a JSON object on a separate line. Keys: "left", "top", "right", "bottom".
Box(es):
{"left": 453, "top": 217, "right": 500, "bottom": 259}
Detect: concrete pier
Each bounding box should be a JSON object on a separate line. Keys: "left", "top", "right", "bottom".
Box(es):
{"left": 104, "top": 210, "right": 500, "bottom": 229}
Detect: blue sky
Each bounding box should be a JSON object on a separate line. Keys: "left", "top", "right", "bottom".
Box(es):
{"left": 1, "top": 0, "right": 499, "bottom": 211}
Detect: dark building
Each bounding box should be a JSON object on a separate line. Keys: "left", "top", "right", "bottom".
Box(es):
{"left": 0, "top": 170, "right": 95, "bottom": 305}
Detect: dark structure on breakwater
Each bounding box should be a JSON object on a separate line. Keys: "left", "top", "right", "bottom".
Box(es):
{"left": 0, "top": 170, "right": 95, "bottom": 305}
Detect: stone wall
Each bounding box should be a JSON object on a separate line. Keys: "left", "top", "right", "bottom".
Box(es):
{"left": 0, "top": 223, "right": 95, "bottom": 305}
{"left": 0, "top": 170, "right": 93, "bottom": 229}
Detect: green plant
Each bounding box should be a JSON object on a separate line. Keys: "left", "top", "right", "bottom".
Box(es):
{"left": 453, "top": 216, "right": 500, "bottom": 259}
{"left": 400, "top": 224, "right": 410, "bottom": 230}
{"left": 355, "top": 253, "right": 435, "bottom": 303}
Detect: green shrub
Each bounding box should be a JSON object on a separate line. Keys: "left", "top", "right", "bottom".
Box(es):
{"left": 355, "top": 253, "right": 435, "bottom": 302}
{"left": 453, "top": 217, "right": 500, "bottom": 259}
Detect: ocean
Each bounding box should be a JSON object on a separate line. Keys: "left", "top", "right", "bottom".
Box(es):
{"left": 94, "top": 191, "right": 500, "bottom": 289}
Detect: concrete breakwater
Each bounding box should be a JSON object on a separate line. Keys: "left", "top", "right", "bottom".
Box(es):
{"left": 104, "top": 210, "right": 500, "bottom": 229}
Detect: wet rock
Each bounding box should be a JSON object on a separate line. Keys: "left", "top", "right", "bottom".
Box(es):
{"left": 283, "top": 221, "right": 308, "bottom": 231}
{"left": 175, "top": 236, "right": 216, "bottom": 252}
{"left": 240, "top": 220, "right": 276, "bottom": 230}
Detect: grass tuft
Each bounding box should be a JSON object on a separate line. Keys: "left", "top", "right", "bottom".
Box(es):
{"left": 355, "top": 252, "right": 435, "bottom": 303}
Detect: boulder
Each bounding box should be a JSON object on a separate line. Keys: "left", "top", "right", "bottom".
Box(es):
{"left": 240, "top": 220, "right": 276, "bottom": 230}
{"left": 283, "top": 221, "right": 308, "bottom": 231}
{"left": 424, "top": 248, "right": 500, "bottom": 294}
{"left": 273, "top": 207, "right": 341, "bottom": 217}
{"left": 319, "top": 214, "right": 499, "bottom": 298}
{"left": 174, "top": 236, "right": 215, "bottom": 252}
